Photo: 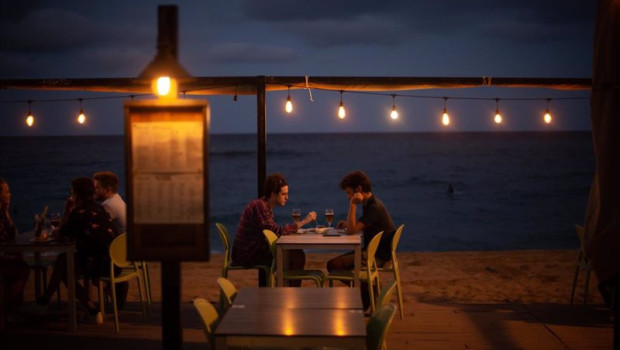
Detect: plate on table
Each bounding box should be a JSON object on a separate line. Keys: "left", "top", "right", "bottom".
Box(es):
{"left": 324, "top": 231, "right": 342, "bottom": 237}
{"left": 29, "top": 236, "right": 55, "bottom": 243}
{"left": 315, "top": 227, "right": 329, "bottom": 235}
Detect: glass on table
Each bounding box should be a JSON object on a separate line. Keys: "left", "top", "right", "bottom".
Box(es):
{"left": 50, "top": 213, "right": 61, "bottom": 229}
{"left": 292, "top": 208, "right": 301, "bottom": 223}
{"left": 325, "top": 208, "right": 334, "bottom": 227}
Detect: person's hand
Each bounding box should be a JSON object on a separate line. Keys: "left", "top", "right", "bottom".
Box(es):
{"left": 304, "top": 211, "right": 317, "bottom": 223}
{"left": 350, "top": 192, "right": 364, "bottom": 204}
{"left": 336, "top": 220, "right": 347, "bottom": 229}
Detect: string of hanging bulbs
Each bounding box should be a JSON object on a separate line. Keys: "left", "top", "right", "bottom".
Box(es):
{"left": 1, "top": 85, "right": 587, "bottom": 128}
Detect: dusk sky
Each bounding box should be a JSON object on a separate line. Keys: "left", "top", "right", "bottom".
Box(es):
{"left": 0, "top": 0, "right": 595, "bottom": 136}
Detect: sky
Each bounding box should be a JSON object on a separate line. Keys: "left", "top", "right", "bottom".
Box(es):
{"left": 0, "top": 0, "right": 595, "bottom": 136}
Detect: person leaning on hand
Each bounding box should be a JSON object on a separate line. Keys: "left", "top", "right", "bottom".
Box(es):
{"left": 231, "top": 173, "right": 316, "bottom": 287}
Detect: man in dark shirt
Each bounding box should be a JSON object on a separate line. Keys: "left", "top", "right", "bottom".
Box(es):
{"left": 330, "top": 171, "right": 396, "bottom": 310}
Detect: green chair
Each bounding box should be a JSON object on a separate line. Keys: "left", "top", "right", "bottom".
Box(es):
{"left": 263, "top": 229, "right": 325, "bottom": 287}
{"left": 97, "top": 233, "right": 148, "bottom": 333}
{"left": 216, "top": 277, "right": 238, "bottom": 312}
{"left": 570, "top": 224, "right": 592, "bottom": 306}
{"left": 216, "top": 223, "right": 271, "bottom": 281}
{"left": 377, "top": 280, "right": 397, "bottom": 309}
{"left": 193, "top": 297, "right": 220, "bottom": 349}
{"left": 322, "top": 231, "right": 384, "bottom": 313}
{"left": 367, "top": 303, "right": 397, "bottom": 350}
{"left": 378, "top": 224, "right": 405, "bottom": 318}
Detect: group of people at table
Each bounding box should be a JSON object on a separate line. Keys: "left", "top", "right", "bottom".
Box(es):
{"left": 0, "top": 172, "right": 127, "bottom": 327}
{"left": 0, "top": 169, "right": 396, "bottom": 327}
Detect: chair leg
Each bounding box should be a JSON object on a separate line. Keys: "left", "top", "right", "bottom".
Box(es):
{"left": 141, "top": 262, "right": 152, "bottom": 315}
{"left": 111, "top": 280, "right": 120, "bottom": 333}
{"left": 570, "top": 265, "right": 580, "bottom": 306}
{"left": 584, "top": 268, "right": 591, "bottom": 307}
{"left": 394, "top": 267, "right": 405, "bottom": 319}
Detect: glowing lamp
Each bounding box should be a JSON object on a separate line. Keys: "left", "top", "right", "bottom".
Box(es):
{"left": 152, "top": 76, "right": 178, "bottom": 99}
{"left": 494, "top": 113, "right": 502, "bottom": 124}
{"left": 26, "top": 114, "right": 34, "bottom": 127}
{"left": 285, "top": 96, "right": 293, "bottom": 113}
{"left": 442, "top": 110, "right": 450, "bottom": 126}
{"left": 77, "top": 109, "right": 86, "bottom": 124}
{"left": 544, "top": 110, "right": 552, "bottom": 124}
{"left": 338, "top": 102, "right": 346, "bottom": 119}
{"left": 390, "top": 108, "right": 399, "bottom": 120}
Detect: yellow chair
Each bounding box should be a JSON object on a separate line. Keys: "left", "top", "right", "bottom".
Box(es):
{"left": 378, "top": 224, "right": 405, "bottom": 318}
{"left": 97, "top": 233, "right": 148, "bottom": 333}
{"left": 322, "top": 231, "right": 384, "bottom": 313}
{"left": 216, "top": 223, "right": 271, "bottom": 280}
{"left": 367, "top": 303, "right": 396, "bottom": 350}
{"left": 263, "top": 229, "right": 325, "bottom": 287}
{"left": 139, "top": 261, "right": 152, "bottom": 315}
{"left": 376, "top": 280, "right": 397, "bottom": 309}
{"left": 193, "top": 297, "right": 220, "bottom": 349}
{"left": 570, "top": 224, "right": 592, "bottom": 306}
{"left": 216, "top": 277, "right": 238, "bottom": 312}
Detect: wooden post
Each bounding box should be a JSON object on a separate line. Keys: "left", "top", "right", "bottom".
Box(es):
{"left": 257, "top": 76, "right": 267, "bottom": 197}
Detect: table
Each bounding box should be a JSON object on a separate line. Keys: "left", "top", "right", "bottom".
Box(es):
{"left": 0, "top": 232, "right": 77, "bottom": 331}
{"left": 214, "top": 287, "right": 366, "bottom": 349}
{"left": 276, "top": 229, "right": 362, "bottom": 287}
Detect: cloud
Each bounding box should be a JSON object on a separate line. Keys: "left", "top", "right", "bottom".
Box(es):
{"left": 206, "top": 42, "right": 298, "bottom": 63}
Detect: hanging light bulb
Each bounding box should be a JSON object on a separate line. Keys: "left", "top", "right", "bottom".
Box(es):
{"left": 494, "top": 98, "right": 503, "bottom": 124}
{"left": 390, "top": 95, "right": 399, "bottom": 120}
{"left": 25, "top": 100, "right": 34, "bottom": 127}
{"left": 77, "top": 99, "right": 86, "bottom": 124}
{"left": 544, "top": 98, "right": 552, "bottom": 124}
{"left": 285, "top": 85, "right": 293, "bottom": 113}
{"left": 338, "top": 91, "right": 346, "bottom": 119}
{"left": 441, "top": 97, "right": 450, "bottom": 126}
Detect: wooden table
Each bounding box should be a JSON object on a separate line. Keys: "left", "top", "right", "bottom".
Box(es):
{"left": 276, "top": 230, "right": 362, "bottom": 286}
{"left": 0, "top": 232, "right": 77, "bottom": 331}
{"left": 214, "top": 287, "right": 366, "bottom": 349}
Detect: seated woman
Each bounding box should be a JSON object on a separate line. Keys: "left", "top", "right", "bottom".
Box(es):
{"left": 0, "top": 178, "right": 30, "bottom": 328}
{"left": 37, "top": 177, "right": 117, "bottom": 325}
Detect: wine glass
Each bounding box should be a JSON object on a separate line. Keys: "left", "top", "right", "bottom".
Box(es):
{"left": 291, "top": 208, "right": 301, "bottom": 223}
{"left": 325, "top": 208, "right": 334, "bottom": 227}
{"left": 50, "top": 213, "right": 61, "bottom": 229}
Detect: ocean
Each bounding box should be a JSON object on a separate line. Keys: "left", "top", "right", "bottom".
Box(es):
{"left": 0, "top": 131, "right": 594, "bottom": 253}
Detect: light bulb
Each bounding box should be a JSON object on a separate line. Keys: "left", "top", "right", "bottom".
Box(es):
{"left": 442, "top": 110, "right": 450, "bottom": 126}
{"left": 544, "top": 109, "right": 552, "bottom": 124}
{"left": 338, "top": 102, "right": 346, "bottom": 119}
{"left": 26, "top": 114, "right": 34, "bottom": 127}
{"left": 156, "top": 76, "right": 171, "bottom": 96}
{"left": 494, "top": 112, "right": 502, "bottom": 124}
{"left": 390, "top": 107, "right": 399, "bottom": 120}
{"left": 285, "top": 95, "right": 293, "bottom": 113}
{"left": 77, "top": 109, "right": 86, "bottom": 124}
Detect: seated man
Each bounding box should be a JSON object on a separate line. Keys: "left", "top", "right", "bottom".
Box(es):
{"left": 231, "top": 173, "right": 316, "bottom": 287}
{"left": 329, "top": 171, "right": 396, "bottom": 310}
{"left": 37, "top": 177, "right": 117, "bottom": 325}
{"left": 0, "top": 178, "right": 30, "bottom": 328}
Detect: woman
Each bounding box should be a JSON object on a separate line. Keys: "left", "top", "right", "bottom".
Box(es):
{"left": 231, "top": 173, "right": 316, "bottom": 287}
{"left": 37, "top": 177, "right": 117, "bottom": 325}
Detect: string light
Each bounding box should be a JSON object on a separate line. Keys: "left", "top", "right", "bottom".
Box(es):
{"left": 390, "top": 94, "right": 399, "bottom": 120}
{"left": 25, "top": 100, "right": 34, "bottom": 127}
{"left": 338, "top": 90, "right": 346, "bottom": 119}
{"left": 285, "top": 85, "right": 293, "bottom": 113}
{"left": 441, "top": 97, "right": 450, "bottom": 126}
{"left": 77, "top": 98, "right": 86, "bottom": 124}
{"left": 544, "top": 98, "right": 552, "bottom": 124}
{"left": 494, "top": 98, "right": 503, "bottom": 124}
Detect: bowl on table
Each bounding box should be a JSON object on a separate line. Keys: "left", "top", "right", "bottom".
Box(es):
{"left": 314, "top": 225, "right": 329, "bottom": 234}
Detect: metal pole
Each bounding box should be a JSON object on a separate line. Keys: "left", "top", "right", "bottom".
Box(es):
{"left": 161, "top": 261, "right": 181, "bottom": 350}
{"left": 257, "top": 76, "right": 267, "bottom": 197}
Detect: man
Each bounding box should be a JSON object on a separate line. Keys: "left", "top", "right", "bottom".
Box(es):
{"left": 0, "top": 178, "right": 30, "bottom": 328}
{"left": 330, "top": 170, "right": 396, "bottom": 310}
{"left": 93, "top": 171, "right": 126, "bottom": 234}
{"left": 231, "top": 173, "right": 316, "bottom": 287}
{"left": 93, "top": 171, "right": 128, "bottom": 310}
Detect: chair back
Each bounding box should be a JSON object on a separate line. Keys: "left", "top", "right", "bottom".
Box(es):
{"left": 366, "top": 303, "right": 396, "bottom": 350}
{"left": 366, "top": 231, "right": 384, "bottom": 271}
{"left": 109, "top": 233, "right": 131, "bottom": 268}
{"left": 217, "top": 277, "right": 238, "bottom": 307}
{"left": 193, "top": 297, "right": 219, "bottom": 347}
{"left": 263, "top": 229, "right": 278, "bottom": 270}
{"left": 377, "top": 280, "right": 397, "bottom": 308}
{"left": 216, "top": 223, "right": 232, "bottom": 261}
{"left": 391, "top": 225, "right": 404, "bottom": 257}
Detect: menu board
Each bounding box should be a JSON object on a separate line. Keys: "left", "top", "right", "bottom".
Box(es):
{"left": 125, "top": 99, "right": 210, "bottom": 261}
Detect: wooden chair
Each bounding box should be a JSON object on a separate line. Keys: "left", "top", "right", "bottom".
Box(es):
{"left": 570, "top": 224, "right": 592, "bottom": 306}
{"left": 262, "top": 229, "right": 325, "bottom": 287}
{"left": 378, "top": 224, "right": 405, "bottom": 318}
{"left": 215, "top": 223, "right": 271, "bottom": 281}
{"left": 322, "top": 231, "right": 384, "bottom": 313}
{"left": 193, "top": 298, "right": 219, "bottom": 349}
{"left": 367, "top": 303, "right": 396, "bottom": 350}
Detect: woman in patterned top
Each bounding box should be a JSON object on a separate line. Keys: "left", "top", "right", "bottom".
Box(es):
{"left": 37, "top": 177, "right": 117, "bottom": 324}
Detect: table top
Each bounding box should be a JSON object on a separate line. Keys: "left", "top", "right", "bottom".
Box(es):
{"left": 215, "top": 307, "right": 366, "bottom": 338}
{"left": 233, "top": 287, "right": 363, "bottom": 310}
{"left": 277, "top": 231, "right": 361, "bottom": 246}
{"left": 0, "top": 231, "right": 75, "bottom": 252}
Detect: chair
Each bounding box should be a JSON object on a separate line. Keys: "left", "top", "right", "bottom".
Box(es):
{"left": 322, "top": 232, "right": 384, "bottom": 313}
{"left": 193, "top": 297, "right": 220, "bottom": 349}
{"left": 376, "top": 280, "right": 397, "bottom": 309}
{"left": 97, "top": 233, "right": 148, "bottom": 333}
{"left": 216, "top": 277, "right": 237, "bottom": 312}
{"left": 138, "top": 261, "right": 152, "bottom": 314}
{"left": 570, "top": 224, "right": 591, "bottom": 306}
{"left": 378, "top": 224, "right": 405, "bottom": 318}
{"left": 216, "top": 223, "right": 271, "bottom": 281}
{"left": 262, "top": 229, "right": 325, "bottom": 287}
{"left": 367, "top": 303, "right": 396, "bottom": 350}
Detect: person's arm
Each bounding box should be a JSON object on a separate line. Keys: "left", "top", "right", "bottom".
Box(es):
{"left": 296, "top": 211, "right": 316, "bottom": 228}
{"left": 345, "top": 193, "right": 365, "bottom": 234}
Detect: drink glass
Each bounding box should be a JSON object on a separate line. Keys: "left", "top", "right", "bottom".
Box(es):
{"left": 325, "top": 208, "right": 334, "bottom": 227}
{"left": 292, "top": 208, "right": 301, "bottom": 223}
{"left": 50, "top": 213, "right": 61, "bottom": 229}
